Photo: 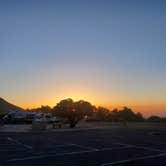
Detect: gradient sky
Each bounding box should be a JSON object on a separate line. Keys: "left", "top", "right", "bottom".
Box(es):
{"left": 0, "top": 0, "right": 166, "bottom": 116}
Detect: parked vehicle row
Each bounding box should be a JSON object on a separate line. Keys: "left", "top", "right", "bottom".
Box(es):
{"left": 2, "top": 112, "right": 61, "bottom": 124}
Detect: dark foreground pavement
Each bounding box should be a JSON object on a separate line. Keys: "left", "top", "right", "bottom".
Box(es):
{"left": 0, "top": 126, "right": 166, "bottom": 166}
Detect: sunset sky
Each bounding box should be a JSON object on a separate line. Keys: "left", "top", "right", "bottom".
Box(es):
{"left": 0, "top": 0, "right": 166, "bottom": 116}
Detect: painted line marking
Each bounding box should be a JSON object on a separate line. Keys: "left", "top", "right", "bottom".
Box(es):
{"left": 50, "top": 126, "right": 113, "bottom": 132}
{"left": 37, "top": 144, "right": 90, "bottom": 149}
{"left": 7, "top": 137, "right": 32, "bottom": 149}
{"left": 135, "top": 145, "right": 165, "bottom": 153}
{"left": 6, "top": 146, "right": 132, "bottom": 162}
{"left": 6, "top": 149, "right": 99, "bottom": 162}
{"left": 0, "top": 144, "right": 77, "bottom": 153}
{"left": 101, "top": 153, "right": 166, "bottom": 165}
{"left": 148, "top": 140, "right": 166, "bottom": 146}
{"left": 114, "top": 142, "right": 165, "bottom": 153}
{"left": 69, "top": 143, "right": 99, "bottom": 151}
{"left": 0, "top": 143, "right": 16, "bottom": 146}
{"left": 43, "top": 137, "right": 99, "bottom": 150}
{"left": 0, "top": 149, "right": 30, "bottom": 153}
{"left": 48, "top": 137, "right": 99, "bottom": 150}
{"left": 48, "top": 144, "right": 75, "bottom": 148}
{"left": 38, "top": 144, "right": 72, "bottom": 148}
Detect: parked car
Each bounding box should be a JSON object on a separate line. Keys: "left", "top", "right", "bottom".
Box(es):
{"left": 3, "top": 112, "right": 36, "bottom": 124}
{"left": 3, "top": 112, "right": 27, "bottom": 123}
{"left": 33, "top": 113, "right": 61, "bottom": 123}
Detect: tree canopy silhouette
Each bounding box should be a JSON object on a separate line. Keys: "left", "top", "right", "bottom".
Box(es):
{"left": 28, "top": 105, "right": 52, "bottom": 113}
{"left": 95, "top": 107, "right": 110, "bottom": 121}
{"left": 25, "top": 99, "right": 146, "bottom": 126}
{"left": 53, "top": 98, "right": 94, "bottom": 128}
{"left": 118, "top": 107, "right": 144, "bottom": 122}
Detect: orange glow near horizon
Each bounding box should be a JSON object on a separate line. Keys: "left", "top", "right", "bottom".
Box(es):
{"left": 4, "top": 82, "right": 166, "bottom": 117}
{"left": 10, "top": 95, "right": 166, "bottom": 117}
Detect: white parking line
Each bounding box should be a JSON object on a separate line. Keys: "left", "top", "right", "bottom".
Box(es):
{"left": 96, "top": 146, "right": 132, "bottom": 151}
{"left": 49, "top": 144, "right": 75, "bottom": 148}
{"left": 6, "top": 146, "right": 132, "bottom": 163}
{"left": 47, "top": 137, "right": 100, "bottom": 151}
{"left": 6, "top": 149, "right": 99, "bottom": 162}
{"left": 114, "top": 142, "right": 165, "bottom": 153}
{"left": 0, "top": 143, "right": 15, "bottom": 146}
{"left": 114, "top": 143, "right": 133, "bottom": 147}
{"left": 7, "top": 137, "right": 32, "bottom": 149}
{"left": 101, "top": 152, "right": 166, "bottom": 165}
{"left": 148, "top": 140, "right": 166, "bottom": 146}
{"left": 135, "top": 145, "right": 165, "bottom": 153}
{"left": 50, "top": 126, "right": 109, "bottom": 132}
{"left": 69, "top": 143, "right": 99, "bottom": 151}
{"left": 0, "top": 149, "right": 30, "bottom": 153}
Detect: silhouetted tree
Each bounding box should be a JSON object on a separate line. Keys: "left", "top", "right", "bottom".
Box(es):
{"left": 29, "top": 105, "right": 52, "bottom": 113}
{"left": 118, "top": 107, "right": 141, "bottom": 122}
{"left": 147, "top": 115, "right": 163, "bottom": 122}
{"left": 135, "top": 112, "right": 144, "bottom": 121}
{"left": 86, "top": 106, "right": 145, "bottom": 122}
{"left": 25, "top": 99, "right": 146, "bottom": 123}
{"left": 109, "top": 109, "right": 120, "bottom": 122}
{"left": 95, "top": 107, "right": 110, "bottom": 121}
{"left": 74, "top": 100, "right": 94, "bottom": 117}
{"left": 53, "top": 98, "right": 94, "bottom": 128}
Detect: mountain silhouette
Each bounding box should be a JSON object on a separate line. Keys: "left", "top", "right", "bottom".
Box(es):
{"left": 0, "top": 97, "right": 24, "bottom": 113}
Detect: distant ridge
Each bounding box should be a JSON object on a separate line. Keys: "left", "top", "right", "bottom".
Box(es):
{"left": 0, "top": 97, "right": 24, "bottom": 113}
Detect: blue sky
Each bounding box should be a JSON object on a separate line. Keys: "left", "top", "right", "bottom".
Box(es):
{"left": 0, "top": 0, "right": 166, "bottom": 115}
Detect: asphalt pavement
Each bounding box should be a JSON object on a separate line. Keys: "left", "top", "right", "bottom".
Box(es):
{"left": 0, "top": 126, "right": 166, "bottom": 166}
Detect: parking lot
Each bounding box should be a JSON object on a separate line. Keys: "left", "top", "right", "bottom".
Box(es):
{"left": 1, "top": 126, "right": 166, "bottom": 166}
